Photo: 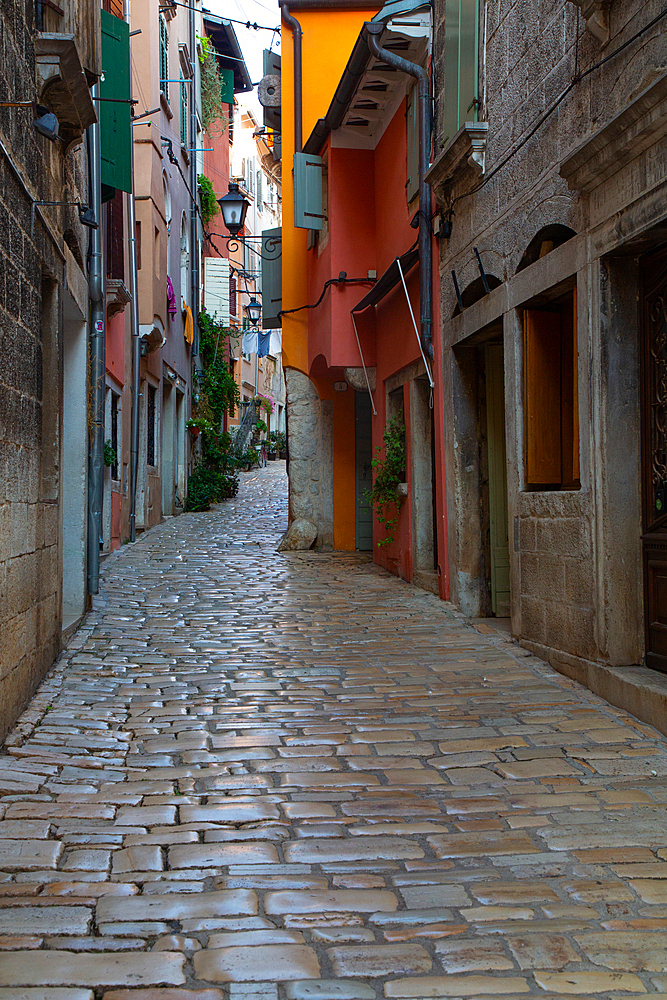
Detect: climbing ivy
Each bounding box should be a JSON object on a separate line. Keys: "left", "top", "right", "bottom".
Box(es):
{"left": 366, "top": 412, "right": 406, "bottom": 548}
{"left": 199, "top": 38, "right": 229, "bottom": 138}
{"left": 198, "top": 174, "right": 219, "bottom": 228}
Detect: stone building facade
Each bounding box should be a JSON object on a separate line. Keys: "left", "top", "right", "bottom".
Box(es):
{"left": 0, "top": 0, "right": 100, "bottom": 737}
{"left": 429, "top": 0, "right": 667, "bottom": 715}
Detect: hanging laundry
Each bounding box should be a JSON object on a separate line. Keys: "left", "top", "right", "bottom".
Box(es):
{"left": 166, "top": 276, "right": 177, "bottom": 318}
{"left": 183, "top": 302, "right": 194, "bottom": 345}
{"left": 242, "top": 330, "right": 258, "bottom": 355}
{"left": 258, "top": 330, "right": 272, "bottom": 358}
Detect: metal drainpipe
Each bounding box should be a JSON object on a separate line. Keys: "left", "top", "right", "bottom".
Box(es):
{"left": 367, "top": 23, "right": 433, "bottom": 360}
{"left": 125, "top": 0, "right": 141, "bottom": 542}
{"left": 280, "top": 1, "right": 303, "bottom": 152}
{"left": 189, "top": 0, "right": 199, "bottom": 356}
{"left": 87, "top": 83, "right": 105, "bottom": 596}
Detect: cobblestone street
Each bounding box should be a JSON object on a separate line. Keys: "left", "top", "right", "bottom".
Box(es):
{"left": 2, "top": 462, "right": 667, "bottom": 999}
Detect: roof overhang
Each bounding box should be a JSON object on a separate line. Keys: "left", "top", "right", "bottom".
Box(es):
{"left": 204, "top": 15, "right": 254, "bottom": 94}
{"left": 303, "top": 3, "right": 430, "bottom": 156}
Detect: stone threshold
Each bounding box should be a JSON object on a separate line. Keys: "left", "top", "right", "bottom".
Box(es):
{"left": 521, "top": 637, "right": 667, "bottom": 739}
{"left": 61, "top": 613, "right": 85, "bottom": 645}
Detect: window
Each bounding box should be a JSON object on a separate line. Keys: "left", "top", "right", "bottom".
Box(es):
{"left": 256, "top": 170, "right": 262, "bottom": 208}
{"left": 523, "top": 289, "right": 579, "bottom": 490}
{"left": 110, "top": 392, "right": 119, "bottom": 480}
{"left": 443, "top": 0, "right": 479, "bottom": 143}
{"left": 180, "top": 72, "right": 188, "bottom": 147}
{"left": 147, "top": 384, "right": 156, "bottom": 467}
{"left": 159, "top": 13, "right": 169, "bottom": 99}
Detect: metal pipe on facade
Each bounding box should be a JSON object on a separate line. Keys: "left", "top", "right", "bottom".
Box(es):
{"left": 189, "top": 0, "right": 199, "bottom": 355}
{"left": 125, "top": 0, "right": 142, "bottom": 542}
{"left": 367, "top": 23, "right": 433, "bottom": 360}
{"left": 280, "top": 1, "right": 303, "bottom": 152}
{"left": 86, "top": 83, "right": 105, "bottom": 595}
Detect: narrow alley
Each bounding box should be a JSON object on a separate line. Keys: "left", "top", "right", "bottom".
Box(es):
{"left": 1, "top": 464, "right": 667, "bottom": 1000}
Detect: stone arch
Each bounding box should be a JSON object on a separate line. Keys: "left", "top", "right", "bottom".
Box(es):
{"left": 516, "top": 224, "right": 576, "bottom": 273}
{"left": 452, "top": 274, "right": 502, "bottom": 317}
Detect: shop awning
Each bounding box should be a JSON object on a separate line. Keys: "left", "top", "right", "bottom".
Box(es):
{"left": 351, "top": 244, "right": 419, "bottom": 313}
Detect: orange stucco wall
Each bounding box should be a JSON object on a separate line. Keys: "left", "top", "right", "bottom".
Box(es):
{"left": 281, "top": 9, "right": 380, "bottom": 375}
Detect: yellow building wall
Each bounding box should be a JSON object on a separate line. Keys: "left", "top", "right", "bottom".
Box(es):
{"left": 281, "top": 9, "right": 379, "bottom": 375}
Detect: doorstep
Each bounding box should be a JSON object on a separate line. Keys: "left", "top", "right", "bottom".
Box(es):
{"left": 521, "top": 637, "right": 667, "bottom": 739}
{"left": 62, "top": 614, "right": 85, "bottom": 645}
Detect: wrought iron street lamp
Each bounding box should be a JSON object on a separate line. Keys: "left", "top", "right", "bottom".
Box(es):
{"left": 217, "top": 182, "right": 249, "bottom": 237}
{"left": 244, "top": 296, "right": 262, "bottom": 325}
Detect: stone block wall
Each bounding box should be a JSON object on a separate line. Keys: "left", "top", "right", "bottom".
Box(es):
{"left": 0, "top": 0, "right": 91, "bottom": 739}
{"left": 284, "top": 369, "right": 334, "bottom": 549}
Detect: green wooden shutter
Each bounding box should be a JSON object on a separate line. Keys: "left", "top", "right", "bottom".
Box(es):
{"left": 406, "top": 84, "right": 419, "bottom": 203}
{"left": 180, "top": 72, "right": 187, "bottom": 146}
{"left": 443, "top": 0, "right": 479, "bottom": 143}
{"left": 261, "top": 227, "right": 282, "bottom": 328}
{"left": 220, "top": 68, "right": 234, "bottom": 105}
{"left": 100, "top": 10, "right": 132, "bottom": 196}
{"left": 293, "top": 152, "right": 324, "bottom": 230}
{"left": 159, "top": 13, "right": 169, "bottom": 91}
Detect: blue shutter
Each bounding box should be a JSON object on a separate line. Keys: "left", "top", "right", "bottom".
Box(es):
{"left": 293, "top": 152, "right": 324, "bottom": 231}
{"left": 261, "top": 228, "right": 282, "bottom": 328}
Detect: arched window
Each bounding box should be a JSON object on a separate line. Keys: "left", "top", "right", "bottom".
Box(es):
{"left": 516, "top": 225, "right": 576, "bottom": 273}
{"left": 452, "top": 274, "right": 502, "bottom": 317}
{"left": 180, "top": 214, "right": 189, "bottom": 306}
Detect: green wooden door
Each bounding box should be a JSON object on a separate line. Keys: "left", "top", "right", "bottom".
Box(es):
{"left": 485, "top": 343, "right": 510, "bottom": 616}
{"left": 355, "top": 391, "right": 373, "bottom": 551}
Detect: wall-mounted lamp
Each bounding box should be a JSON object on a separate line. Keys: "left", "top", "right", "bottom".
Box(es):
{"left": 0, "top": 102, "right": 61, "bottom": 142}
{"left": 243, "top": 296, "right": 262, "bottom": 326}
{"left": 30, "top": 200, "right": 98, "bottom": 236}
{"left": 217, "top": 182, "right": 249, "bottom": 237}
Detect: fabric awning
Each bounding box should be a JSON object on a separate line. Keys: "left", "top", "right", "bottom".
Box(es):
{"left": 351, "top": 244, "right": 419, "bottom": 313}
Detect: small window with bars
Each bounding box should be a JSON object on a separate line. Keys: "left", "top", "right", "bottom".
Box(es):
{"left": 159, "top": 13, "right": 169, "bottom": 101}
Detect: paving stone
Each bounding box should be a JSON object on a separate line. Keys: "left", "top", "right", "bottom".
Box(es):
{"left": 0, "top": 840, "right": 62, "bottom": 870}
{"left": 285, "top": 982, "right": 375, "bottom": 999}
{"left": 533, "top": 971, "right": 647, "bottom": 993}
{"left": 194, "top": 944, "right": 320, "bottom": 981}
{"left": 507, "top": 933, "right": 581, "bottom": 969}
{"left": 328, "top": 943, "right": 431, "bottom": 976}
{"left": 0, "top": 951, "right": 185, "bottom": 986}
{"left": 96, "top": 891, "right": 257, "bottom": 923}
{"left": 575, "top": 931, "right": 667, "bottom": 971}
{"left": 0, "top": 906, "right": 91, "bottom": 935}
{"left": 384, "top": 975, "right": 530, "bottom": 996}
{"left": 103, "top": 992, "right": 223, "bottom": 999}
{"left": 434, "top": 937, "right": 515, "bottom": 972}
{"left": 169, "top": 843, "right": 279, "bottom": 868}
{"left": 0, "top": 992, "right": 94, "bottom": 1000}
{"left": 284, "top": 838, "right": 423, "bottom": 863}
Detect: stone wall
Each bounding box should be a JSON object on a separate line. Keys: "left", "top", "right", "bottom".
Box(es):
{"left": 284, "top": 369, "right": 334, "bottom": 549}
{"left": 0, "top": 0, "right": 92, "bottom": 739}
{"left": 432, "top": 0, "right": 664, "bottom": 673}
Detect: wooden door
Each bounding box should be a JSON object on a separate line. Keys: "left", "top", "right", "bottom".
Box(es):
{"left": 485, "top": 343, "right": 510, "bottom": 616}
{"left": 642, "top": 249, "right": 667, "bottom": 671}
{"left": 355, "top": 391, "right": 373, "bottom": 551}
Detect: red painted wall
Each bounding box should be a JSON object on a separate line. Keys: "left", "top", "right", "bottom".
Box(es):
{"left": 106, "top": 310, "right": 125, "bottom": 383}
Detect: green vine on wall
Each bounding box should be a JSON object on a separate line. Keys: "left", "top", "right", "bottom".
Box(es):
{"left": 198, "top": 174, "right": 219, "bottom": 227}
{"left": 366, "top": 412, "right": 406, "bottom": 548}
{"left": 199, "top": 36, "right": 229, "bottom": 138}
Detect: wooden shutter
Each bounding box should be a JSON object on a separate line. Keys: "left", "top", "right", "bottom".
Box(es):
{"left": 293, "top": 152, "right": 324, "bottom": 230}
{"left": 180, "top": 73, "right": 188, "bottom": 147}
{"left": 229, "top": 274, "right": 237, "bottom": 316}
{"left": 204, "top": 257, "right": 230, "bottom": 326}
{"left": 100, "top": 10, "right": 132, "bottom": 195}
{"left": 261, "top": 228, "right": 282, "bottom": 328}
{"left": 220, "top": 68, "right": 234, "bottom": 106}
{"left": 159, "top": 14, "right": 169, "bottom": 93}
{"left": 444, "top": 0, "right": 479, "bottom": 143}
{"left": 406, "top": 86, "right": 419, "bottom": 203}
{"left": 106, "top": 190, "right": 125, "bottom": 280}
{"left": 524, "top": 309, "right": 562, "bottom": 485}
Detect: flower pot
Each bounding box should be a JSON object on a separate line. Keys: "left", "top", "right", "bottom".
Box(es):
{"left": 268, "top": 452, "right": 277, "bottom": 461}
{"left": 279, "top": 450, "right": 287, "bottom": 460}
{"left": 189, "top": 427, "right": 200, "bottom": 438}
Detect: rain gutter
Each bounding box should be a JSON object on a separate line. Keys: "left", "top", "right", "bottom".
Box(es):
{"left": 86, "top": 83, "right": 105, "bottom": 595}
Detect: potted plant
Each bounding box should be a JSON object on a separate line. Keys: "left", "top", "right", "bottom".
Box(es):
{"left": 186, "top": 417, "right": 213, "bottom": 438}
{"left": 274, "top": 430, "right": 287, "bottom": 460}
{"left": 267, "top": 431, "right": 278, "bottom": 461}
{"left": 365, "top": 412, "right": 406, "bottom": 548}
